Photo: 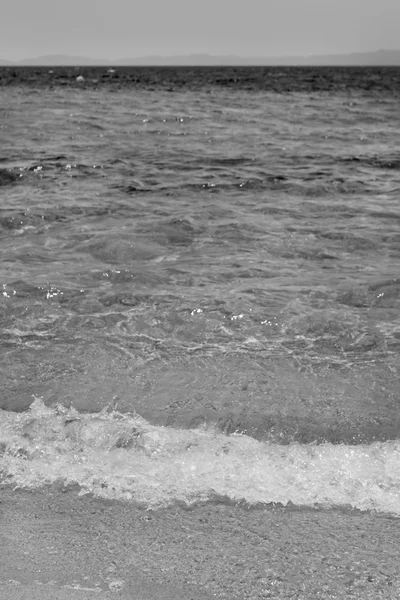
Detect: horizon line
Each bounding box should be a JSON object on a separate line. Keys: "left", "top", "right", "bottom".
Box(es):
{"left": 1, "top": 48, "right": 400, "bottom": 66}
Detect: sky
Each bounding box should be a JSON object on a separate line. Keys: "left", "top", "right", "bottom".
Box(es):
{"left": 1, "top": 0, "right": 399, "bottom": 60}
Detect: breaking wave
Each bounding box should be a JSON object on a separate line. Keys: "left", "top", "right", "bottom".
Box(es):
{"left": 1, "top": 399, "right": 400, "bottom": 515}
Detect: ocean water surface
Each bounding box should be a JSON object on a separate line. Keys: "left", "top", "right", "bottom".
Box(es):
{"left": 1, "top": 67, "right": 400, "bottom": 515}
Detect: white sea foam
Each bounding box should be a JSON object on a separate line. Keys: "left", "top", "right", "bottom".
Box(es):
{"left": 1, "top": 398, "right": 400, "bottom": 515}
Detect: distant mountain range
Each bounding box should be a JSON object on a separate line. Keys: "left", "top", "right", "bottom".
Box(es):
{"left": 1, "top": 49, "right": 400, "bottom": 67}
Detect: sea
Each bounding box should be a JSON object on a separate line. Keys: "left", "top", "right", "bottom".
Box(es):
{"left": 1, "top": 65, "right": 400, "bottom": 515}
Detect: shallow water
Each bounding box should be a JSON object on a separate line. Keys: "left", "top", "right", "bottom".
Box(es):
{"left": 1, "top": 68, "right": 400, "bottom": 513}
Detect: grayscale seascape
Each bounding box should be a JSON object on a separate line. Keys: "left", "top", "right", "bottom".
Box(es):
{"left": 1, "top": 66, "right": 400, "bottom": 599}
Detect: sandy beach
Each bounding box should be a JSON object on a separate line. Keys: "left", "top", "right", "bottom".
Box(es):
{"left": 0, "top": 583, "right": 117, "bottom": 600}
{"left": 1, "top": 486, "right": 399, "bottom": 600}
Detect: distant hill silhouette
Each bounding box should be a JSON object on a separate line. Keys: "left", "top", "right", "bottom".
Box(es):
{"left": 1, "top": 49, "right": 400, "bottom": 67}
{"left": 17, "top": 54, "right": 109, "bottom": 66}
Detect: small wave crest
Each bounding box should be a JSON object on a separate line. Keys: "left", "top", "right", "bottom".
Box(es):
{"left": 1, "top": 398, "right": 400, "bottom": 515}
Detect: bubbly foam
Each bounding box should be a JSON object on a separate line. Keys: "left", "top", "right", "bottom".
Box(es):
{"left": 1, "top": 398, "right": 400, "bottom": 514}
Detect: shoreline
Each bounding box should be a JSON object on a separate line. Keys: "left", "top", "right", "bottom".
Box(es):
{"left": 1, "top": 486, "right": 399, "bottom": 599}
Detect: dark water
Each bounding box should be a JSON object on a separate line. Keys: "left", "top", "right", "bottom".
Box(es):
{"left": 2, "top": 65, "right": 400, "bottom": 92}
{"left": 1, "top": 67, "right": 400, "bottom": 513}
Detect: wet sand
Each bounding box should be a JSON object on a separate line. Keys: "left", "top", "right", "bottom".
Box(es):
{"left": 1, "top": 486, "right": 399, "bottom": 599}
